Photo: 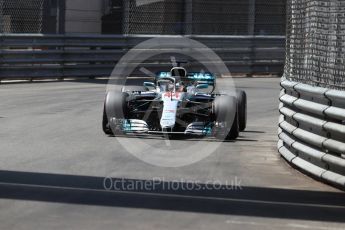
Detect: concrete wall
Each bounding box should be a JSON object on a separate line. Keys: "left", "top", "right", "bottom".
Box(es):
{"left": 65, "top": 0, "right": 104, "bottom": 34}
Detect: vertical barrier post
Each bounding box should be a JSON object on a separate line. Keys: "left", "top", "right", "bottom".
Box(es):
{"left": 184, "top": 0, "right": 193, "bottom": 35}
{"left": 58, "top": 0, "right": 66, "bottom": 34}
{"left": 248, "top": 0, "right": 256, "bottom": 36}
{"left": 0, "top": 0, "right": 3, "bottom": 83}
{"left": 122, "top": 0, "right": 130, "bottom": 35}
{"left": 247, "top": 0, "right": 256, "bottom": 77}
{"left": 0, "top": 33, "right": 3, "bottom": 84}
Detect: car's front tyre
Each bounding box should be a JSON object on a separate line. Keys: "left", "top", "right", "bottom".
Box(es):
{"left": 226, "top": 110, "right": 239, "bottom": 140}
{"left": 102, "top": 105, "right": 113, "bottom": 135}
{"left": 102, "top": 91, "right": 129, "bottom": 136}
{"left": 213, "top": 95, "right": 239, "bottom": 141}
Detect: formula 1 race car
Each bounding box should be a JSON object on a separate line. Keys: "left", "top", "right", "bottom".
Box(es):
{"left": 102, "top": 67, "right": 247, "bottom": 140}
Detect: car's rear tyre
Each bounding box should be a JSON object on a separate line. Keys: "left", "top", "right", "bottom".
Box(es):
{"left": 213, "top": 96, "right": 239, "bottom": 140}
{"left": 236, "top": 90, "right": 247, "bottom": 131}
{"left": 102, "top": 91, "right": 129, "bottom": 136}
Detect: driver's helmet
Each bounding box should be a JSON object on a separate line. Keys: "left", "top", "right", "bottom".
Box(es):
{"left": 171, "top": 67, "right": 187, "bottom": 92}
{"left": 167, "top": 82, "right": 175, "bottom": 92}
{"left": 158, "top": 79, "right": 175, "bottom": 92}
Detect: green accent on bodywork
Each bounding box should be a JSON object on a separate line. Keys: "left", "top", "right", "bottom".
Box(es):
{"left": 203, "top": 123, "right": 213, "bottom": 136}
{"left": 122, "top": 120, "right": 132, "bottom": 132}
{"left": 157, "top": 72, "right": 215, "bottom": 81}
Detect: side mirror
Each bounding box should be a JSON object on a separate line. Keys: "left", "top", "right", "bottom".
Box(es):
{"left": 196, "top": 84, "right": 209, "bottom": 89}
{"left": 144, "top": 82, "right": 156, "bottom": 89}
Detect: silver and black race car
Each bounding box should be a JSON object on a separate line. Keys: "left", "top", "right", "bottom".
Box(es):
{"left": 102, "top": 67, "right": 247, "bottom": 140}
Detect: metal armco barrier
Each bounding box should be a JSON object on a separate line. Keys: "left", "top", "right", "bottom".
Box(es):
{"left": 279, "top": 78, "right": 345, "bottom": 187}
{"left": 0, "top": 34, "right": 285, "bottom": 81}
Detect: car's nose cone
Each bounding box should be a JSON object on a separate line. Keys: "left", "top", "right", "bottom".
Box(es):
{"left": 160, "top": 100, "right": 178, "bottom": 129}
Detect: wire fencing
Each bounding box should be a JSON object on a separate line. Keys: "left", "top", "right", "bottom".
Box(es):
{"left": 0, "top": 0, "right": 44, "bottom": 33}
{"left": 0, "top": 0, "right": 286, "bottom": 35}
{"left": 284, "top": 0, "right": 345, "bottom": 90}
{"left": 0, "top": 0, "right": 64, "bottom": 34}
{"left": 123, "top": 0, "right": 286, "bottom": 35}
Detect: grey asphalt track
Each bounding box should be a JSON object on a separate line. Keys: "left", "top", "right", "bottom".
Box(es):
{"left": 0, "top": 78, "right": 344, "bottom": 230}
